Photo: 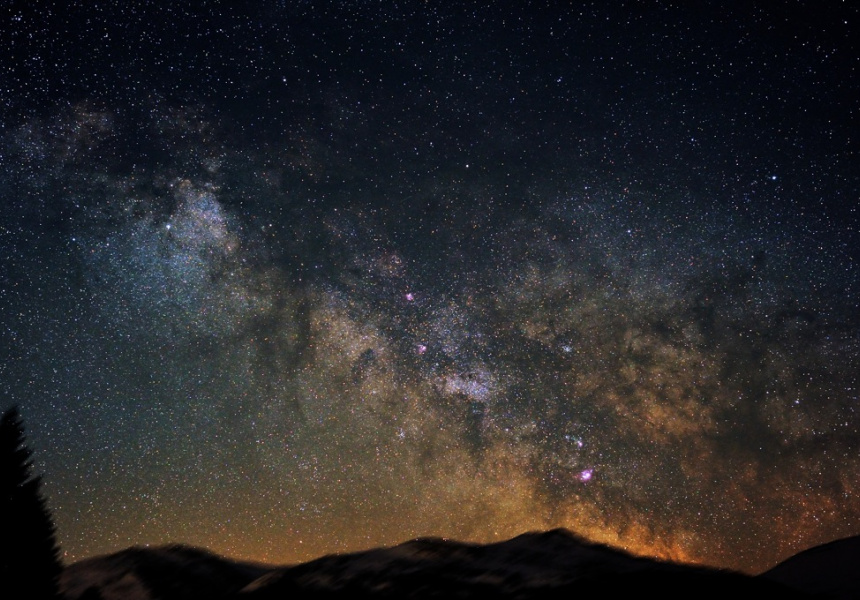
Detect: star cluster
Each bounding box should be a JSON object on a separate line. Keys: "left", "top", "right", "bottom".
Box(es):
{"left": 0, "top": 1, "right": 858, "bottom": 575}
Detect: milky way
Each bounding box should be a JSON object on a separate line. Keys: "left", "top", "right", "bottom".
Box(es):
{"left": 1, "top": 1, "right": 858, "bottom": 575}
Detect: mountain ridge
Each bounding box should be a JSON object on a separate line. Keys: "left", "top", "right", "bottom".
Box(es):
{"left": 56, "top": 528, "right": 858, "bottom": 600}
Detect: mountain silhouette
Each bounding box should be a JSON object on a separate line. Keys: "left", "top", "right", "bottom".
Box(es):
{"left": 59, "top": 528, "right": 857, "bottom": 600}
{"left": 760, "top": 535, "right": 860, "bottom": 599}
{"left": 60, "top": 544, "right": 272, "bottom": 600}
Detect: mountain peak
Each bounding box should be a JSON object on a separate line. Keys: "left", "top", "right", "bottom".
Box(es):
{"left": 60, "top": 544, "right": 273, "bottom": 600}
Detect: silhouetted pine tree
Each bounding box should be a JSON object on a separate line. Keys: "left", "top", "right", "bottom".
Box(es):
{"left": 0, "top": 404, "right": 63, "bottom": 600}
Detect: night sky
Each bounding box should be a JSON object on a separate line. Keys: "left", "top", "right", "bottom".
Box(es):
{"left": 1, "top": 1, "right": 858, "bottom": 575}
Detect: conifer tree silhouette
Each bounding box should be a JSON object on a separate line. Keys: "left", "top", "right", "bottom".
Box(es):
{"left": 1, "top": 404, "right": 63, "bottom": 600}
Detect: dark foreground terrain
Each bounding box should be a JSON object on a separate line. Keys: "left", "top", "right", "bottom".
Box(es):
{"left": 57, "top": 528, "right": 860, "bottom": 600}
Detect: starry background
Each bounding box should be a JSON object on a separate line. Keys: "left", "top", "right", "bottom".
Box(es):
{"left": 1, "top": 0, "right": 858, "bottom": 575}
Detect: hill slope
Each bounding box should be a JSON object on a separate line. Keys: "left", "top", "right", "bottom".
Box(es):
{"left": 235, "top": 528, "right": 807, "bottom": 599}
{"left": 760, "top": 535, "right": 860, "bottom": 600}
{"left": 60, "top": 544, "right": 273, "bottom": 600}
{"left": 59, "top": 529, "right": 860, "bottom": 599}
